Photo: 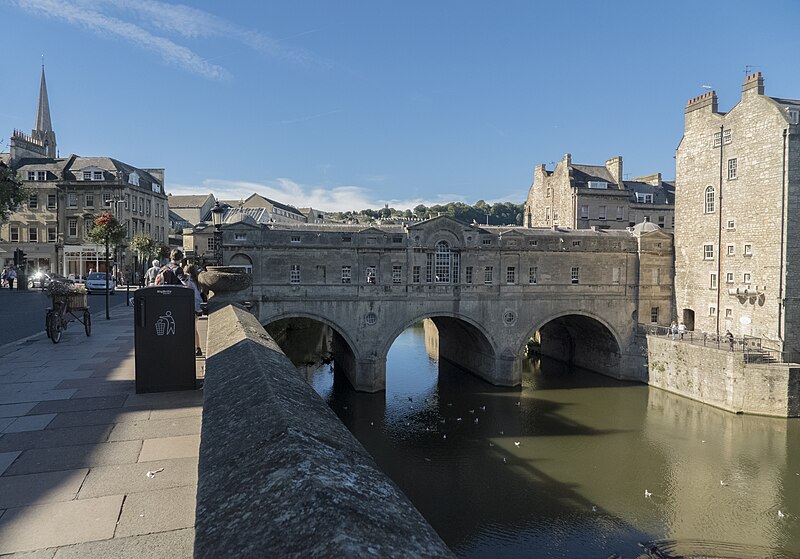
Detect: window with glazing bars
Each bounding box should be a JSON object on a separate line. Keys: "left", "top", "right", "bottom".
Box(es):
{"left": 392, "top": 265, "right": 402, "bottom": 284}
{"left": 290, "top": 265, "right": 300, "bottom": 284}
{"left": 435, "top": 241, "right": 451, "bottom": 283}
{"left": 341, "top": 266, "right": 351, "bottom": 284}
{"left": 529, "top": 266, "right": 537, "bottom": 284}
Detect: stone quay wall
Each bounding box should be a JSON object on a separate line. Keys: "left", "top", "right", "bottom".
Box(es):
{"left": 195, "top": 303, "right": 454, "bottom": 559}
{"left": 647, "top": 336, "right": 800, "bottom": 417}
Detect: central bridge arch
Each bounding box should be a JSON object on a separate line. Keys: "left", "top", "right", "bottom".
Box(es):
{"left": 381, "top": 312, "right": 499, "bottom": 385}
{"left": 517, "top": 311, "right": 623, "bottom": 377}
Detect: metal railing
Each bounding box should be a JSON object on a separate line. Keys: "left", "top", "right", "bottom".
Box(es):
{"left": 638, "top": 323, "right": 788, "bottom": 364}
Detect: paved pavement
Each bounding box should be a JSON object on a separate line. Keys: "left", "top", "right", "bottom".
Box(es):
{"left": 0, "top": 303, "right": 206, "bottom": 558}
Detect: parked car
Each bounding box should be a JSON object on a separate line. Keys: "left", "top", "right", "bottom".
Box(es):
{"left": 85, "top": 272, "right": 116, "bottom": 294}
{"left": 27, "top": 272, "right": 53, "bottom": 289}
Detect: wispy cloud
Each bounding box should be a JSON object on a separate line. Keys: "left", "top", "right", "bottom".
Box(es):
{"left": 10, "top": 0, "right": 315, "bottom": 79}
{"left": 167, "top": 178, "right": 465, "bottom": 212}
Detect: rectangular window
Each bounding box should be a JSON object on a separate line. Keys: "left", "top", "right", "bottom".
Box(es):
{"left": 723, "top": 129, "right": 732, "bottom": 144}
{"left": 341, "top": 266, "right": 351, "bottom": 284}
{"left": 85, "top": 194, "right": 94, "bottom": 207}
{"left": 709, "top": 306, "right": 716, "bottom": 317}
{"left": 743, "top": 273, "right": 752, "bottom": 284}
{"left": 342, "top": 235, "right": 351, "bottom": 243}
{"left": 725, "top": 308, "right": 733, "bottom": 318}
{"left": 546, "top": 187, "right": 551, "bottom": 197}
{"left": 650, "top": 307, "right": 659, "bottom": 324}
{"left": 28, "top": 227, "right": 37, "bottom": 242}
{"left": 616, "top": 206, "right": 624, "bottom": 220}
{"left": 710, "top": 273, "right": 717, "bottom": 289}
{"left": 125, "top": 194, "right": 130, "bottom": 210}
{"left": 587, "top": 181, "right": 608, "bottom": 189}
{"left": 10, "top": 226, "right": 19, "bottom": 242}
{"left": 47, "top": 194, "right": 56, "bottom": 209}
{"left": 392, "top": 236, "right": 403, "bottom": 243}
{"left": 612, "top": 267, "right": 620, "bottom": 284}
{"left": 68, "top": 219, "right": 77, "bottom": 237}
{"left": 453, "top": 252, "right": 460, "bottom": 283}
{"left": 290, "top": 235, "right": 301, "bottom": 243}
{"left": 545, "top": 207, "right": 551, "bottom": 221}
{"left": 234, "top": 233, "right": 247, "bottom": 241}
{"left": 726, "top": 272, "right": 734, "bottom": 283}
{"left": 47, "top": 227, "right": 56, "bottom": 242}
{"left": 726, "top": 244, "right": 734, "bottom": 256}
{"left": 27, "top": 171, "right": 36, "bottom": 181}
{"left": 103, "top": 192, "right": 112, "bottom": 205}
{"left": 139, "top": 197, "right": 144, "bottom": 214}
{"left": 484, "top": 266, "right": 493, "bottom": 285}
{"left": 653, "top": 268, "right": 661, "bottom": 285}
{"left": 529, "top": 240, "right": 538, "bottom": 246}
{"left": 482, "top": 239, "right": 491, "bottom": 245}
{"left": 27, "top": 194, "right": 38, "bottom": 209}
{"left": 146, "top": 200, "right": 151, "bottom": 215}
{"left": 290, "top": 265, "right": 301, "bottom": 284}
{"left": 704, "top": 244, "right": 714, "bottom": 259}
{"left": 658, "top": 215, "right": 665, "bottom": 228}
{"left": 412, "top": 266, "right": 421, "bottom": 283}
{"left": 506, "top": 266, "right": 516, "bottom": 284}
{"left": 572, "top": 240, "right": 581, "bottom": 247}
{"left": 83, "top": 171, "right": 92, "bottom": 180}
{"left": 598, "top": 205, "right": 606, "bottom": 220}
{"left": 744, "top": 244, "right": 752, "bottom": 256}
{"left": 553, "top": 210, "right": 559, "bottom": 221}
{"left": 426, "top": 253, "right": 433, "bottom": 282}
{"left": 207, "top": 236, "right": 219, "bottom": 252}
{"left": 465, "top": 266, "right": 473, "bottom": 284}
{"left": 580, "top": 205, "right": 589, "bottom": 219}
{"left": 713, "top": 132, "right": 721, "bottom": 147}
{"left": 571, "top": 266, "right": 580, "bottom": 284}
{"left": 728, "top": 158, "right": 737, "bottom": 180}
{"left": 366, "top": 266, "right": 376, "bottom": 284}
{"left": 529, "top": 266, "right": 538, "bottom": 284}
{"left": 84, "top": 218, "right": 93, "bottom": 238}
{"left": 131, "top": 197, "right": 136, "bottom": 212}
{"left": 93, "top": 171, "right": 103, "bottom": 180}
{"left": 68, "top": 192, "right": 77, "bottom": 207}
{"left": 727, "top": 219, "right": 735, "bottom": 230}
{"left": 392, "top": 265, "right": 402, "bottom": 284}
{"left": 37, "top": 171, "right": 45, "bottom": 181}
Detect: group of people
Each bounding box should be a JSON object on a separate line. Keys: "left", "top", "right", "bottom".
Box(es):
{"left": 146, "top": 249, "right": 207, "bottom": 357}
{"left": 669, "top": 320, "right": 737, "bottom": 350}
{"left": 0, "top": 266, "right": 18, "bottom": 289}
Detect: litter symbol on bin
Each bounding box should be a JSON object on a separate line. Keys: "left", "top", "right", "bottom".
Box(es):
{"left": 155, "top": 311, "right": 176, "bottom": 336}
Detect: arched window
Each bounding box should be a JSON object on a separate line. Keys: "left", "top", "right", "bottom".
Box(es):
{"left": 705, "top": 186, "right": 715, "bottom": 213}
{"left": 435, "top": 241, "right": 451, "bottom": 283}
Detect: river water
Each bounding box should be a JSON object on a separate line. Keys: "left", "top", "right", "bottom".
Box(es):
{"left": 305, "top": 323, "right": 800, "bottom": 559}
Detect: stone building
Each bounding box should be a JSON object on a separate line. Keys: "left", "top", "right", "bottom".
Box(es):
{"left": 167, "top": 193, "right": 216, "bottom": 229}
{"left": 674, "top": 72, "right": 800, "bottom": 360}
{"left": 523, "top": 153, "right": 675, "bottom": 231}
{"left": 0, "top": 67, "right": 168, "bottom": 280}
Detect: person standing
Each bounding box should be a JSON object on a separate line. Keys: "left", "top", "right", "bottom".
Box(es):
{"left": 678, "top": 321, "right": 687, "bottom": 341}
{"left": 145, "top": 259, "right": 161, "bottom": 286}
{"left": 184, "top": 264, "right": 204, "bottom": 356}
{"left": 7, "top": 266, "right": 16, "bottom": 290}
{"left": 725, "top": 330, "right": 735, "bottom": 351}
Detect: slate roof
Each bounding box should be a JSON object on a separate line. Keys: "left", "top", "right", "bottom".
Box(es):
{"left": 570, "top": 164, "right": 616, "bottom": 186}
{"left": 62, "top": 156, "right": 162, "bottom": 190}
{"left": 623, "top": 180, "right": 675, "bottom": 205}
{"left": 168, "top": 194, "right": 215, "bottom": 208}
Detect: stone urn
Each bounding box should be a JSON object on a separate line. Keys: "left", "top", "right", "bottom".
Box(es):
{"left": 199, "top": 266, "right": 252, "bottom": 298}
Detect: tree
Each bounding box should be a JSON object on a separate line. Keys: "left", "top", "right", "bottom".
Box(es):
{"left": 0, "top": 164, "right": 28, "bottom": 223}
{"left": 129, "top": 233, "right": 159, "bottom": 287}
{"left": 87, "top": 213, "right": 127, "bottom": 320}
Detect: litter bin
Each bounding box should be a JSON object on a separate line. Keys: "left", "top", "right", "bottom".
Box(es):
{"left": 134, "top": 286, "right": 196, "bottom": 393}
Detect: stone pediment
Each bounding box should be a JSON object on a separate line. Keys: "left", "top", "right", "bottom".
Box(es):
{"left": 407, "top": 215, "right": 482, "bottom": 248}
{"left": 225, "top": 219, "right": 262, "bottom": 230}
{"left": 358, "top": 226, "right": 387, "bottom": 234}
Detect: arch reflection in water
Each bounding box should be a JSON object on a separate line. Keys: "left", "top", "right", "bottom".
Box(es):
{"left": 306, "top": 323, "right": 800, "bottom": 559}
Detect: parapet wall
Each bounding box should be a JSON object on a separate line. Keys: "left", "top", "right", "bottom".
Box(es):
{"left": 195, "top": 304, "right": 454, "bottom": 558}
{"left": 647, "top": 336, "right": 800, "bottom": 417}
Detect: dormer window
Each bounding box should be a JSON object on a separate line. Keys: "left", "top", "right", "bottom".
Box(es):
{"left": 83, "top": 171, "right": 91, "bottom": 180}
{"left": 789, "top": 109, "right": 800, "bottom": 125}
{"left": 635, "top": 193, "right": 654, "bottom": 204}
{"left": 93, "top": 171, "right": 103, "bottom": 180}
{"left": 587, "top": 181, "right": 608, "bottom": 189}
{"left": 129, "top": 172, "right": 140, "bottom": 186}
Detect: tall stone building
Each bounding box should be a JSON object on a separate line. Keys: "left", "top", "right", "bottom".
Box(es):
{"left": 523, "top": 153, "right": 675, "bottom": 231}
{"left": 0, "top": 67, "right": 168, "bottom": 281}
{"left": 674, "top": 72, "right": 800, "bottom": 360}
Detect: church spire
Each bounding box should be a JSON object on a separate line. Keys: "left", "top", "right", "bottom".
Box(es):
{"left": 32, "top": 64, "right": 56, "bottom": 158}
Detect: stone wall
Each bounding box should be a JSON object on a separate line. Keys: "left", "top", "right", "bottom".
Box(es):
{"left": 195, "top": 304, "right": 454, "bottom": 558}
{"left": 647, "top": 335, "right": 800, "bottom": 417}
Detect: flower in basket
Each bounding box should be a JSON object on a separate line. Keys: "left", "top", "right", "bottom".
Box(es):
{"left": 45, "top": 281, "right": 86, "bottom": 297}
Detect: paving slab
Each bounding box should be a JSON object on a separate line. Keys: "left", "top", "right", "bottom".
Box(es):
{"left": 51, "top": 528, "right": 193, "bottom": 559}
{"left": 0, "top": 451, "right": 21, "bottom": 475}
{"left": 0, "top": 389, "right": 77, "bottom": 406}
{"left": 0, "top": 495, "right": 123, "bottom": 554}
{"left": 147, "top": 406, "right": 202, "bottom": 421}
{"left": 77, "top": 457, "right": 198, "bottom": 499}
{"left": 0, "top": 469, "right": 88, "bottom": 508}
{"left": 108, "top": 416, "right": 201, "bottom": 442}
{"left": 46, "top": 409, "right": 150, "bottom": 430}
{"left": 115, "top": 485, "right": 196, "bottom": 538}
{"left": 5, "top": 441, "right": 143, "bottom": 476}
{"left": 138, "top": 435, "right": 200, "bottom": 463}
{"left": 0, "top": 403, "right": 37, "bottom": 419}
{"left": 0, "top": 547, "right": 57, "bottom": 558}
{"left": 122, "top": 391, "right": 202, "bottom": 409}
{"left": 3, "top": 415, "right": 56, "bottom": 434}
{"left": 0, "top": 424, "right": 113, "bottom": 453}
{"left": 29, "top": 396, "right": 127, "bottom": 415}
{"left": 54, "top": 379, "right": 134, "bottom": 391}
{"left": 18, "top": 370, "right": 94, "bottom": 383}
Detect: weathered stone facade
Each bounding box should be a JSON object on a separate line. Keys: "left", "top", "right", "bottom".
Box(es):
{"left": 213, "top": 216, "right": 674, "bottom": 392}
{"left": 674, "top": 72, "right": 800, "bottom": 361}
{"left": 523, "top": 153, "right": 675, "bottom": 231}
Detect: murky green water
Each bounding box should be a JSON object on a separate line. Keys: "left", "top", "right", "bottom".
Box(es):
{"left": 307, "top": 324, "right": 800, "bottom": 559}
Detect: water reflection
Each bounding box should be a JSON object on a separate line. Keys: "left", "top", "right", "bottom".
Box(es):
{"left": 306, "top": 323, "right": 800, "bottom": 559}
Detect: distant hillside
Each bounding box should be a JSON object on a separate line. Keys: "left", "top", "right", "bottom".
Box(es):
{"left": 328, "top": 200, "right": 524, "bottom": 226}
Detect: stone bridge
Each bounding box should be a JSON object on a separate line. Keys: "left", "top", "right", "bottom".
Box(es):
{"left": 212, "top": 216, "right": 673, "bottom": 392}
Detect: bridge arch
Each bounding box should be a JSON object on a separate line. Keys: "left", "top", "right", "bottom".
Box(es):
{"left": 261, "top": 311, "right": 360, "bottom": 382}
{"left": 381, "top": 311, "right": 499, "bottom": 384}
{"left": 516, "top": 310, "right": 623, "bottom": 377}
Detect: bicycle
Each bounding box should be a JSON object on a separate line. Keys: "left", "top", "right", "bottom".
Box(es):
{"left": 45, "top": 291, "right": 91, "bottom": 343}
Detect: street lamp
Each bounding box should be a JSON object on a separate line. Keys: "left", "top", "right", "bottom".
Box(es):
{"left": 210, "top": 201, "right": 224, "bottom": 265}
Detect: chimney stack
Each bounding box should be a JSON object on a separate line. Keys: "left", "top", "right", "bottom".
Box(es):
{"left": 605, "top": 156, "right": 623, "bottom": 186}
{"left": 742, "top": 71, "right": 765, "bottom": 97}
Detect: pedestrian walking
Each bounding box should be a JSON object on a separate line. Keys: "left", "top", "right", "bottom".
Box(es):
{"left": 678, "top": 321, "right": 687, "bottom": 341}
{"left": 184, "top": 264, "right": 204, "bottom": 356}
{"left": 725, "top": 330, "right": 735, "bottom": 351}
{"left": 670, "top": 321, "right": 677, "bottom": 340}
{"left": 7, "top": 267, "right": 16, "bottom": 290}
{"left": 145, "top": 260, "right": 161, "bottom": 286}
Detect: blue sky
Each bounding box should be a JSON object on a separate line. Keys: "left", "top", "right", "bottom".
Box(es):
{"left": 2, "top": 0, "right": 800, "bottom": 212}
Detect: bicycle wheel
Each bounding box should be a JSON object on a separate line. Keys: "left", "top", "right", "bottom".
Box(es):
{"left": 47, "top": 312, "right": 63, "bottom": 344}
{"left": 84, "top": 310, "right": 92, "bottom": 336}
{"left": 45, "top": 311, "right": 52, "bottom": 339}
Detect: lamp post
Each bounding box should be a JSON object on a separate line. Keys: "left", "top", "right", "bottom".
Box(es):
{"left": 210, "top": 201, "right": 224, "bottom": 265}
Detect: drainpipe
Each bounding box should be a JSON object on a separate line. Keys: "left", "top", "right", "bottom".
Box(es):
{"left": 716, "top": 125, "right": 724, "bottom": 336}
{"left": 778, "top": 128, "right": 788, "bottom": 341}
